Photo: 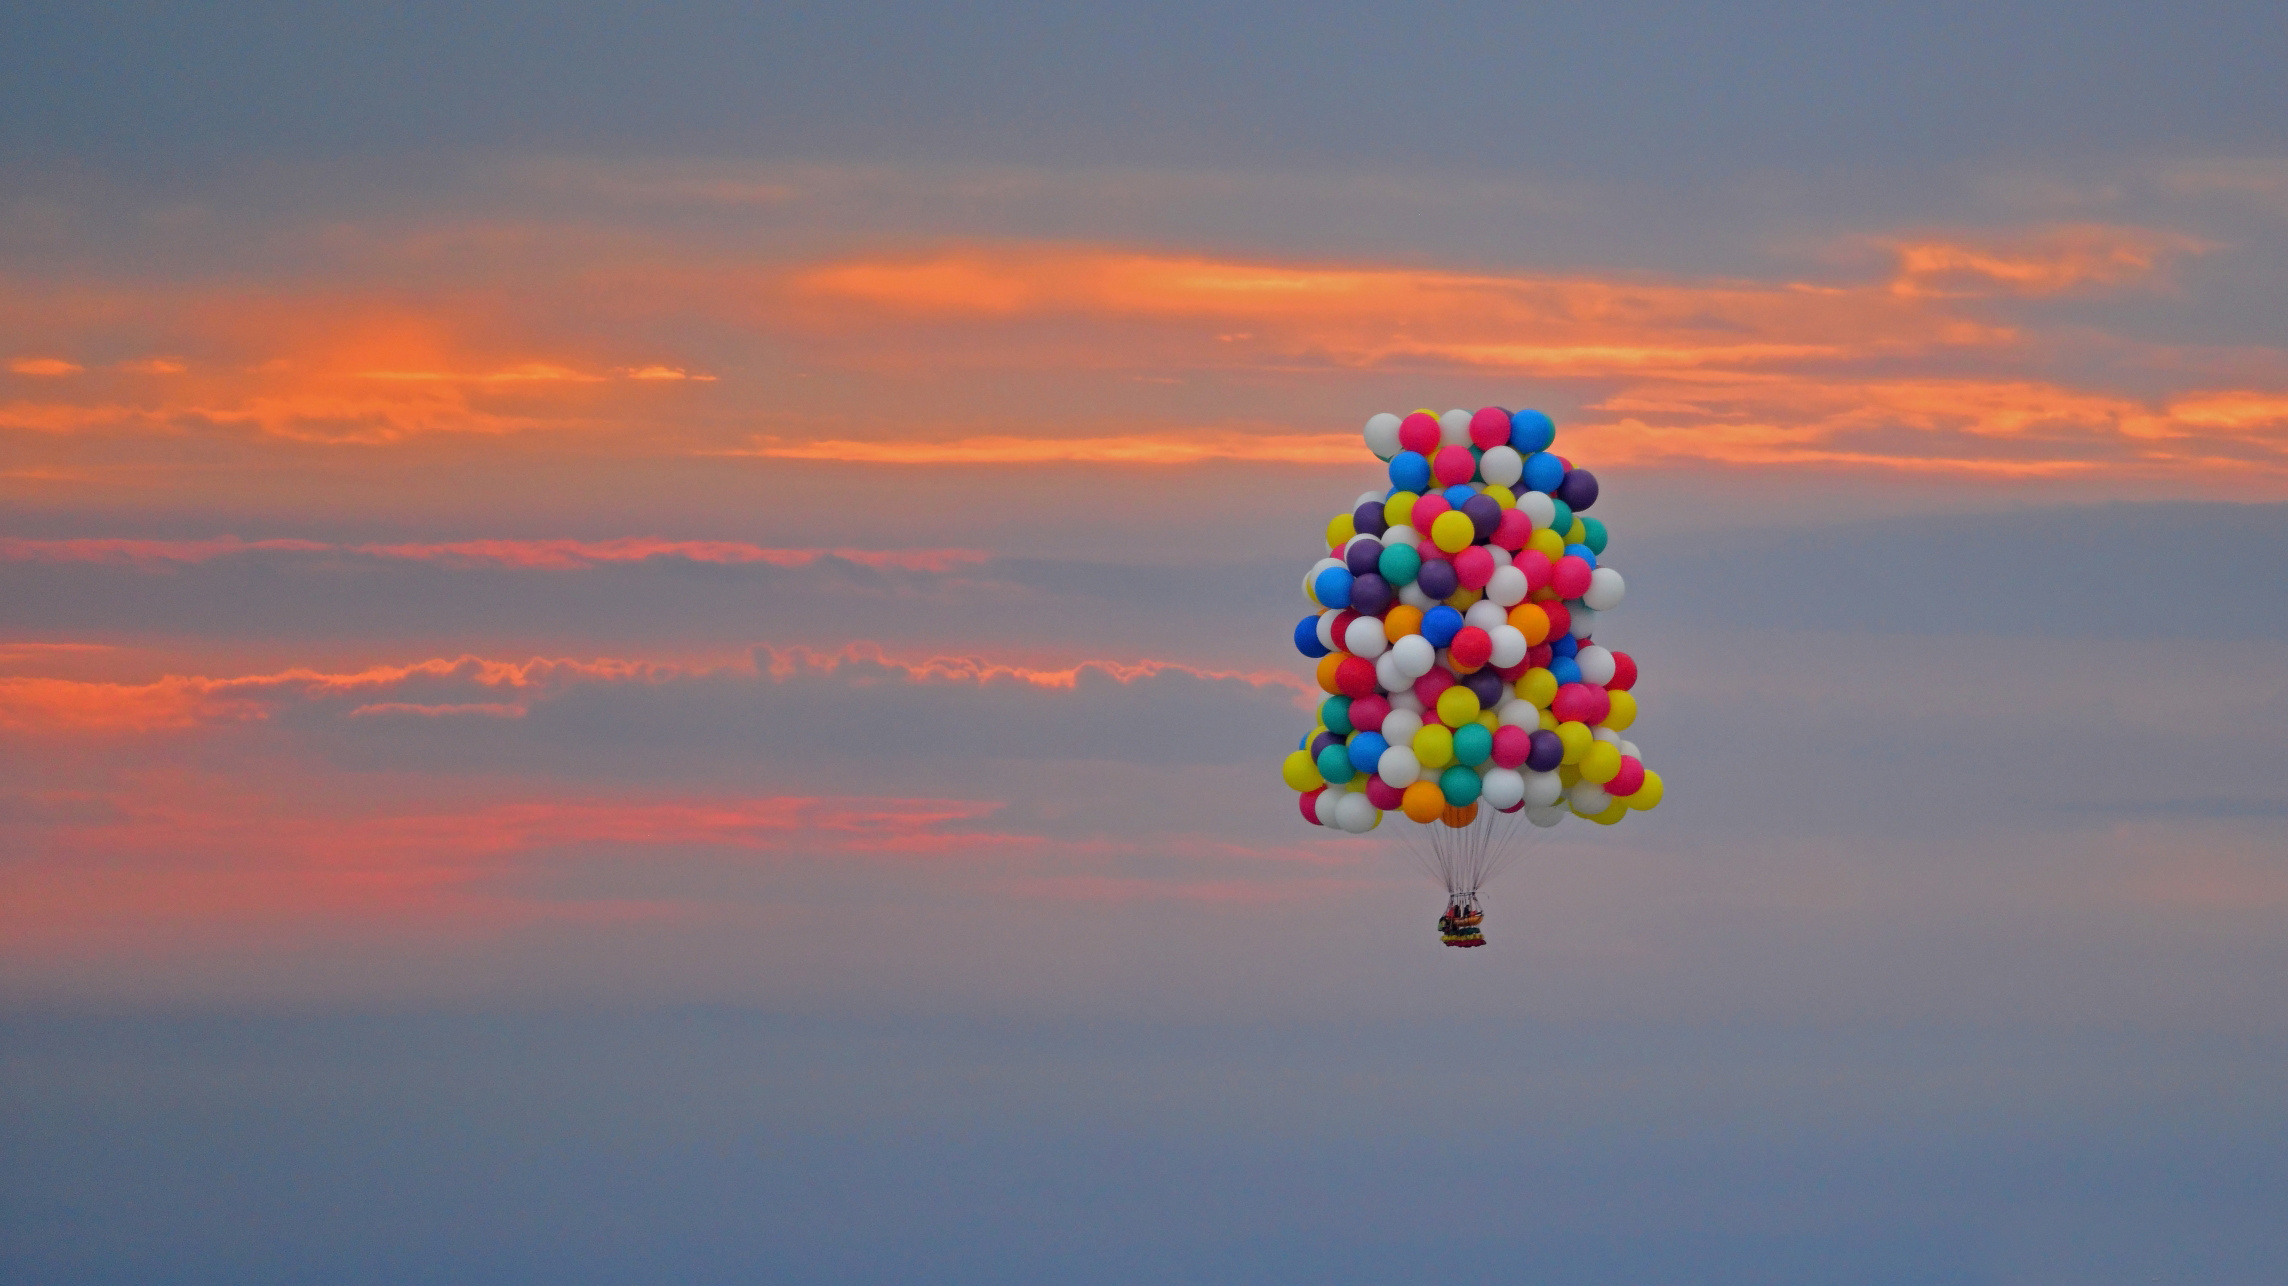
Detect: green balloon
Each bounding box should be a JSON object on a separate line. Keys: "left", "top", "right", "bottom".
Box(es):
{"left": 1451, "top": 722, "right": 1493, "bottom": 767}
{"left": 1378, "top": 541, "right": 1421, "bottom": 587}
{"left": 1320, "top": 696, "right": 1355, "bottom": 736}
{"left": 1580, "top": 515, "right": 1608, "bottom": 555}
{"left": 1549, "top": 497, "right": 1573, "bottom": 534}
{"left": 1316, "top": 743, "right": 1356, "bottom": 785}
{"left": 1439, "top": 764, "right": 1483, "bottom": 806}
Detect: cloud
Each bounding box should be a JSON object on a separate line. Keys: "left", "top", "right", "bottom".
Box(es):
{"left": 8, "top": 356, "right": 84, "bottom": 376}
{"left": 0, "top": 537, "right": 990, "bottom": 573}
{"left": 1882, "top": 224, "right": 2210, "bottom": 298}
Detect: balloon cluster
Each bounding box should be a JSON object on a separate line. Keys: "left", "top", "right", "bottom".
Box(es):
{"left": 1283, "top": 407, "right": 1666, "bottom": 834}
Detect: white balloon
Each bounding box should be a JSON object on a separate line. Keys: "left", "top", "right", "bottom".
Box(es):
{"left": 1464, "top": 599, "right": 1508, "bottom": 632}
{"left": 1356, "top": 491, "right": 1386, "bottom": 511}
{"left": 1488, "top": 624, "right": 1528, "bottom": 668}
{"left": 1568, "top": 603, "right": 1598, "bottom": 639}
{"left": 1439, "top": 409, "right": 1473, "bottom": 446}
{"left": 1568, "top": 781, "right": 1611, "bottom": 815}
{"left": 1363, "top": 413, "right": 1403, "bottom": 460}
{"left": 1619, "top": 739, "right": 1640, "bottom": 759}
{"left": 1483, "top": 565, "right": 1527, "bottom": 608}
{"left": 1374, "top": 650, "right": 1408, "bottom": 694}
{"left": 1488, "top": 546, "right": 1512, "bottom": 567}
{"left": 1386, "top": 688, "right": 1424, "bottom": 714}
{"left": 1377, "top": 744, "right": 1422, "bottom": 788}
{"left": 1397, "top": 581, "right": 1436, "bottom": 608}
{"left": 1316, "top": 610, "right": 1341, "bottom": 651}
{"left": 1381, "top": 522, "right": 1421, "bottom": 550}
{"left": 1496, "top": 699, "right": 1540, "bottom": 729}
{"left": 1335, "top": 792, "right": 1378, "bottom": 833}
{"left": 1526, "top": 803, "right": 1567, "bottom": 828}
{"left": 1516, "top": 491, "right": 1555, "bottom": 530}
{"left": 1390, "top": 634, "right": 1436, "bottom": 679}
{"left": 1477, "top": 444, "right": 1523, "bottom": 487}
{"left": 1304, "top": 556, "right": 1342, "bottom": 604}
{"left": 1584, "top": 567, "right": 1626, "bottom": 611}
{"left": 1524, "top": 771, "right": 1565, "bottom": 807}
{"left": 1591, "top": 726, "right": 1620, "bottom": 745}
{"left": 1316, "top": 789, "right": 1345, "bottom": 826}
{"left": 1480, "top": 767, "right": 1526, "bottom": 810}
{"left": 1576, "top": 644, "right": 1615, "bottom": 686}
{"left": 1380, "top": 709, "right": 1424, "bottom": 749}
{"left": 1344, "top": 615, "right": 1388, "bottom": 659}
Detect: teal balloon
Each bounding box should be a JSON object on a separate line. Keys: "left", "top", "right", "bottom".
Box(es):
{"left": 1316, "top": 743, "right": 1356, "bottom": 784}
{"left": 1321, "top": 696, "right": 1355, "bottom": 736}
{"left": 1452, "top": 722, "right": 1493, "bottom": 767}
{"left": 1438, "top": 765, "right": 1482, "bottom": 806}
{"left": 1549, "top": 497, "right": 1573, "bottom": 534}
{"left": 1580, "top": 515, "right": 1607, "bottom": 555}
{"left": 1378, "top": 542, "right": 1421, "bottom": 587}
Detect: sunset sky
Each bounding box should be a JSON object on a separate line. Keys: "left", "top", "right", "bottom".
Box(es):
{"left": 7, "top": 3, "right": 2288, "bottom": 1281}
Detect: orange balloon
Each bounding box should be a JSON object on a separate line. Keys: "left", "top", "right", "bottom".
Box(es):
{"left": 1314, "top": 653, "right": 1346, "bottom": 695}
{"left": 1384, "top": 604, "right": 1425, "bottom": 640}
{"left": 1440, "top": 803, "right": 1478, "bottom": 828}
{"left": 1401, "top": 780, "right": 1445, "bottom": 823}
{"left": 1508, "top": 602, "right": 1550, "bottom": 645}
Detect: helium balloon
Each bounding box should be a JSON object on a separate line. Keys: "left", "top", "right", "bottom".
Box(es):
{"left": 1575, "top": 645, "right": 1615, "bottom": 687}
{"left": 1398, "top": 413, "right": 1441, "bottom": 454}
{"left": 1378, "top": 744, "right": 1423, "bottom": 788}
{"left": 1550, "top": 683, "right": 1610, "bottom": 726}
{"left": 1479, "top": 767, "right": 1525, "bottom": 810}
{"left": 1413, "top": 723, "right": 1455, "bottom": 768}
{"left": 1460, "top": 668, "right": 1506, "bottom": 709}
{"left": 1488, "top": 624, "right": 1528, "bottom": 668}
{"left": 1320, "top": 695, "right": 1354, "bottom": 735}
{"left": 1431, "top": 509, "right": 1476, "bottom": 554}
{"left": 1603, "top": 689, "right": 1637, "bottom": 731}
{"left": 1314, "top": 653, "right": 1347, "bottom": 695}
{"left": 1431, "top": 446, "right": 1475, "bottom": 488}
{"left": 1390, "top": 633, "right": 1436, "bottom": 679}
{"left": 1468, "top": 407, "right": 1512, "bottom": 449}
{"left": 1461, "top": 494, "right": 1502, "bottom": 541}
{"left": 1567, "top": 780, "right": 1611, "bottom": 815}
{"left": 1364, "top": 412, "right": 1404, "bottom": 460}
{"left": 1491, "top": 508, "right": 1534, "bottom": 551}
{"left": 1452, "top": 721, "right": 1493, "bottom": 766}
{"left": 1347, "top": 731, "right": 1391, "bottom": 776}
{"left": 1283, "top": 749, "right": 1324, "bottom": 791}
{"left": 1438, "top": 409, "right": 1474, "bottom": 446}
{"left": 1334, "top": 792, "right": 1380, "bottom": 834}
{"left": 1380, "top": 708, "right": 1424, "bottom": 750}
{"left": 1448, "top": 627, "right": 1493, "bottom": 671}
{"left": 1420, "top": 605, "right": 1464, "bottom": 648}
{"left": 1479, "top": 444, "right": 1524, "bottom": 488}
{"left": 1401, "top": 780, "right": 1446, "bottom": 822}
{"left": 1608, "top": 651, "right": 1638, "bottom": 691}
{"left": 1299, "top": 787, "right": 1325, "bottom": 824}
{"left": 1484, "top": 564, "right": 1528, "bottom": 607}
{"left": 1579, "top": 741, "right": 1622, "bottom": 785}
{"left": 1416, "top": 557, "right": 1458, "bottom": 600}
{"left": 1625, "top": 769, "right": 1663, "bottom": 810}
{"left": 1349, "top": 693, "right": 1391, "bottom": 732}
{"left": 1550, "top": 556, "right": 1592, "bottom": 600}
{"left": 1556, "top": 469, "right": 1598, "bottom": 511}
{"left": 1344, "top": 539, "right": 1383, "bottom": 576}
{"left": 1452, "top": 545, "right": 1495, "bottom": 591}
{"left": 1435, "top": 684, "right": 1482, "bottom": 728}
{"left": 1515, "top": 667, "right": 1558, "bottom": 708}
{"left": 1365, "top": 775, "right": 1406, "bottom": 810}
{"left": 1439, "top": 765, "right": 1483, "bottom": 806}
{"left": 1584, "top": 567, "right": 1625, "bottom": 611}
{"left": 1490, "top": 724, "right": 1533, "bottom": 768}
{"left": 1294, "top": 616, "right": 1330, "bottom": 658}
{"left": 1345, "top": 615, "right": 1389, "bottom": 659}
{"left": 1314, "top": 565, "right": 1355, "bottom": 609}
{"left": 1579, "top": 515, "right": 1607, "bottom": 554}
{"left": 1316, "top": 742, "right": 1355, "bottom": 784}
{"left": 1607, "top": 755, "right": 1645, "bottom": 797}
{"left": 1523, "top": 451, "right": 1564, "bottom": 494}
{"left": 1508, "top": 602, "right": 1551, "bottom": 645}
{"left": 1348, "top": 572, "right": 1393, "bottom": 617}
{"left": 1509, "top": 409, "right": 1556, "bottom": 453}
{"left": 1567, "top": 603, "right": 1597, "bottom": 640}
{"left": 1378, "top": 542, "right": 1422, "bottom": 587}
{"left": 1525, "top": 728, "right": 1564, "bottom": 772}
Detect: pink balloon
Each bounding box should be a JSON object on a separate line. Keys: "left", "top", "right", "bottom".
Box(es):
{"left": 1540, "top": 600, "right": 1571, "bottom": 638}
{"left": 1365, "top": 776, "right": 1406, "bottom": 809}
{"left": 1398, "top": 413, "right": 1441, "bottom": 455}
{"left": 1491, "top": 725, "right": 1533, "bottom": 768}
{"left": 1550, "top": 683, "right": 1610, "bottom": 726}
{"left": 1432, "top": 446, "right": 1477, "bottom": 487}
{"left": 1411, "top": 494, "right": 1451, "bottom": 529}
{"left": 1513, "top": 549, "right": 1552, "bottom": 591}
{"left": 1469, "top": 407, "right": 1511, "bottom": 449}
{"left": 1299, "top": 788, "right": 1325, "bottom": 824}
{"left": 1412, "top": 667, "right": 1456, "bottom": 706}
{"left": 1492, "top": 508, "right": 1533, "bottom": 550}
{"left": 1449, "top": 626, "right": 1493, "bottom": 670}
{"left": 1551, "top": 555, "right": 1593, "bottom": 600}
{"left": 1452, "top": 546, "right": 1494, "bottom": 590}
{"left": 1607, "top": 756, "right": 1645, "bottom": 797}
{"left": 1348, "top": 693, "right": 1391, "bottom": 732}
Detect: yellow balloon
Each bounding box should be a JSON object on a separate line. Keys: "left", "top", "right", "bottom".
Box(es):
{"left": 1282, "top": 750, "right": 1323, "bottom": 792}
{"left": 1482, "top": 485, "right": 1516, "bottom": 510}
{"left": 1384, "top": 604, "right": 1424, "bottom": 639}
{"left": 1556, "top": 720, "right": 1593, "bottom": 764}
{"left": 1515, "top": 667, "right": 1557, "bottom": 708}
{"left": 1401, "top": 779, "right": 1445, "bottom": 822}
{"left": 1446, "top": 586, "right": 1482, "bottom": 609}
{"left": 1326, "top": 513, "right": 1357, "bottom": 549}
{"left": 1476, "top": 710, "right": 1500, "bottom": 732}
{"left": 1527, "top": 528, "right": 1566, "bottom": 562}
{"left": 1435, "top": 685, "right": 1481, "bottom": 728}
{"left": 1565, "top": 517, "right": 1586, "bottom": 544}
{"left": 1538, "top": 708, "right": 1559, "bottom": 731}
{"left": 1383, "top": 491, "right": 1419, "bottom": 531}
{"left": 1603, "top": 689, "right": 1637, "bottom": 731}
{"left": 1413, "top": 723, "right": 1455, "bottom": 768}
{"left": 1431, "top": 510, "right": 1475, "bottom": 554}
{"left": 1593, "top": 799, "right": 1629, "bottom": 825}
{"left": 1625, "top": 769, "right": 1664, "bottom": 810}
{"left": 1558, "top": 764, "right": 1581, "bottom": 788}
{"left": 1580, "top": 741, "right": 1622, "bottom": 785}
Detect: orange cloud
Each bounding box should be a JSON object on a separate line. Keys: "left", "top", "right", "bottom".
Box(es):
{"left": 0, "top": 535, "right": 991, "bottom": 571}
{"left": 757, "top": 640, "right": 1311, "bottom": 696}
{"left": 8, "top": 356, "right": 84, "bottom": 376}
{"left": 1884, "top": 224, "right": 2208, "bottom": 298}
{"left": 736, "top": 429, "right": 1357, "bottom": 466}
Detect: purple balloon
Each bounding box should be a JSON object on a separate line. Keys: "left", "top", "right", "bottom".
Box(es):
{"left": 1461, "top": 669, "right": 1506, "bottom": 708}
{"left": 1461, "top": 494, "right": 1501, "bottom": 541}
{"left": 1352, "top": 501, "right": 1389, "bottom": 537}
{"left": 1347, "top": 572, "right": 1392, "bottom": 616}
{"left": 1555, "top": 469, "right": 1598, "bottom": 511}
{"left": 1416, "top": 558, "right": 1458, "bottom": 600}
{"left": 1311, "top": 731, "right": 1341, "bottom": 759}
{"left": 1344, "top": 539, "right": 1384, "bottom": 577}
{"left": 1526, "top": 729, "right": 1564, "bottom": 772}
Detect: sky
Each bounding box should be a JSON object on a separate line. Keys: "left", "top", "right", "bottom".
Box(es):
{"left": 5, "top": 3, "right": 2288, "bottom": 1282}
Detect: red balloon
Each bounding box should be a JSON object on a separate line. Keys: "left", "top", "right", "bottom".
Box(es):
{"left": 1540, "top": 600, "right": 1571, "bottom": 639}
{"left": 1335, "top": 656, "right": 1379, "bottom": 698}
{"left": 1512, "top": 549, "right": 1552, "bottom": 591}
{"left": 1348, "top": 693, "right": 1391, "bottom": 731}
{"left": 1412, "top": 667, "right": 1456, "bottom": 706}
{"left": 1491, "top": 659, "right": 1531, "bottom": 682}
{"left": 1469, "top": 407, "right": 1511, "bottom": 449}
{"left": 1491, "top": 508, "right": 1533, "bottom": 550}
{"left": 1329, "top": 610, "right": 1358, "bottom": 650}
{"left": 1410, "top": 494, "right": 1451, "bottom": 531}
{"left": 1608, "top": 651, "right": 1638, "bottom": 692}
{"left": 1490, "top": 725, "right": 1533, "bottom": 768}
{"left": 1432, "top": 445, "right": 1477, "bottom": 487}
{"left": 1526, "top": 643, "right": 1553, "bottom": 668}
{"left": 1398, "top": 413, "right": 1441, "bottom": 455}
{"left": 1452, "top": 546, "right": 1495, "bottom": 590}
{"left": 1449, "top": 626, "right": 1493, "bottom": 670}
{"left": 1364, "top": 775, "right": 1406, "bottom": 809}
{"left": 1607, "top": 756, "right": 1645, "bottom": 797}
{"left": 1551, "top": 555, "right": 1593, "bottom": 599}
{"left": 1299, "top": 788, "right": 1325, "bottom": 824}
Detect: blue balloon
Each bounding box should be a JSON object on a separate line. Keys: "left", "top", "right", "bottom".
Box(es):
{"left": 1548, "top": 656, "right": 1582, "bottom": 686}
{"left": 1347, "top": 731, "right": 1390, "bottom": 775}
{"left": 1564, "top": 543, "right": 1597, "bottom": 570}
{"left": 1388, "top": 451, "right": 1432, "bottom": 494}
{"left": 1523, "top": 451, "right": 1565, "bottom": 494}
{"left": 1442, "top": 483, "right": 1477, "bottom": 507}
{"left": 1294, "top": 616, "right": 1329, "bottom": 658}
{"left": 1313, "top": 566, "right": 1354, "bottom": 610}
{"left": 1316, "top": 743, "right": 1356, "bottom": 784}
{"left": 1439, "top": 765, "right": 1483, "bottom": 806}
{"left": 1549, "top": 633, "right": 1579, "bottom": 660}
{"left": 1509, "top": 409, "right": 1556, "bottom": 453}
{"left": 1421, "top": 605, "right": 1464, "bottom": 648}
